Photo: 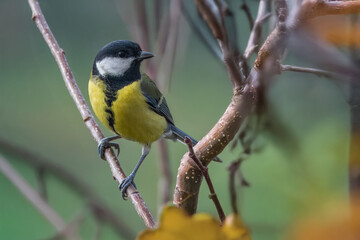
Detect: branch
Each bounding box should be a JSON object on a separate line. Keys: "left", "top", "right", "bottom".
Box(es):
{"left": 181, "top": 1, "right": 223, "bottom": 61}
{"left": 244, "top": 0, "right": 270, "bottom": 59}
{"left": 241, "top": 1, "right": 254, "bottom": 30}
{"left": 0, "top": 154, "right": 78, "bottom": 239}
{"left": 0, "top": 138, "right": 136, "bottom": 240}
{"left": 184, "top": 137, "right": 225, "bottom": 223}
{"left": 156, "top": 0, "right": 182, "bottom": 92}
{"left": 174, "top": 0, "right": 257, "bottom": 214}
{"left": 27, "top": 0, "right": 155, "bottom": 228}
{"left": 228, "top": 157, "right": 250, "bottom": 215}
{"left": 348, "top": 15, "right": 360, "bottom": 197}
{"left": 36, "top": 166, "right": 47, "bottom": 200}
{"left": 134, "top": 0, "right": 151, "bottom": 51}
{"left": 155, "top": 0, "right": 165, "bottom": 36}
{"left": 174, "top": 85, "right": 256, "bottom": 213}
{"left": 134, "top": 0, "right": 157, "bottom": 76}
{"left": 300, "top": 0, "right": 360, "bottom": 20}
{"left": 281, "top": 64, "right": 337, "bottom": 78}
{"left": 157, "top": 139, "right": 172, "bottom": 205}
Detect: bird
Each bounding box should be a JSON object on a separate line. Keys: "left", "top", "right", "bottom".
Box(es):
{"left": 88, "top": 40, "right": 221, "bottom": 199}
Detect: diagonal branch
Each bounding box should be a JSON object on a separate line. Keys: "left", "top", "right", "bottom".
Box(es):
{"left": 156, "top": 0, "right": 182, "bottom": 92}
{"left": 184, "top": 137, "right": 225, "bottom": 223}
{"left": 0, "top": 154, "right": 78, "bottom": 239}
{"left": 241, "top": 1, "right": 254, "bottom": 30}
{"left": 244, "top": 0, "right": 270, "bottom": 59}
{"left": 281, "top": 64, "right": 337, "bottom": 78}
{"left": 174, "top": 82, "right": 256, "bottom": 214}
{"left": 0, "top": 138, "right": 136, "bottom": 239}
{"left": 27, "top": 0, "right": 155, "bottom": 228}
{"left": 181, "top": 1, "right": 223, "bottom": 61}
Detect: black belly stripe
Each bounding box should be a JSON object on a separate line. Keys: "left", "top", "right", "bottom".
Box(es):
{"left": 104, "top": 86, "right": 118, "bottom": 107}
{"left": 95, "top": 67, "right": 141, "bottom": 135}
{"left": 105, "top": 108, "right": 117, "bottom": 134}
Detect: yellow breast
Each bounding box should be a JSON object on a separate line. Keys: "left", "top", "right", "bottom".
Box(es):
{"left": 88, "top": 77, "right": 111, "bottom": 129}
{"left": 88, "top": 77, "right": 167, "bottom": 144}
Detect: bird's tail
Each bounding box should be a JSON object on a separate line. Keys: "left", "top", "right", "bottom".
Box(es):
{"left": 167, "top": 125, "right": 222, "bottom": 163}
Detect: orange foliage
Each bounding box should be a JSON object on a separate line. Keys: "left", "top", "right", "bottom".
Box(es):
{"left": 289, "top": 198, "right": 360, "bottom": 240}
{"left": 306, "top": 16, "right": 360, "bottom": 47}
{"left": 137, "top": 207, "right": 250, "bottom": 240}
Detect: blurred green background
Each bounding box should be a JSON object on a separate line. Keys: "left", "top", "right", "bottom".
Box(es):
{"left": 0, "top": 0, "right": 350, "bottom": 239}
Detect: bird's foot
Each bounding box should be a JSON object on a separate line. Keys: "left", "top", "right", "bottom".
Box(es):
{"left": 118, "top": 174, "right": 137, "bottom": 200}
{"left": 97, "top": 137, "right": 120, "bottom": 160}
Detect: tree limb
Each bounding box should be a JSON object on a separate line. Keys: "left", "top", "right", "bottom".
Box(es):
{"left": 27, "top": 0, "right": 155, "bottom": 228}
{"left": 174, "top": 85, "right": 256, "bottom": 214}
{"left": 184, "top": 137, "right": 225, "bottom": 223}
{"left": 244, "top": 0, "right": 270, "bottom": 59}
{"left": 300, "top": 0, "right": 360, "bottom": 20}
{"left": 0, "top": 154, "right": 79, "bottom": 239}
{"left": 0, "top": 138, "right": 136, "bottom": 239}
{"left": 241, "top": 1, "right": 254, "bottom": 30}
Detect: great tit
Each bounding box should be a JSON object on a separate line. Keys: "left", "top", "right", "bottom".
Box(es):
{"left": 89, "top": 40, "right": 220, "bottom": 199}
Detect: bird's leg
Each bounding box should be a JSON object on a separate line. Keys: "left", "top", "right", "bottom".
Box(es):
{"left": 119, "top": 145, "right": 150, "bottom": 199}
{"left": 97, "top": 135, "right": 121, "bottom": 160}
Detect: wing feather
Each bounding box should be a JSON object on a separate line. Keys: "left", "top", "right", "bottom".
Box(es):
{"left": 140, "top": 74, "right": 175, "bottom": 125}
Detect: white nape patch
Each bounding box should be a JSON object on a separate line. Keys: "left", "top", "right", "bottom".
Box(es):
{"left": 96, "top": 57, "right": 135, "bottom": 77}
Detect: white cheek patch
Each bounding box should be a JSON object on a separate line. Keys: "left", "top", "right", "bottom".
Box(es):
{"left": 96, "top": 57, "right": 135, "bottom": 76}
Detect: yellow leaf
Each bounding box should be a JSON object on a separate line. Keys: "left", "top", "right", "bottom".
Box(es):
{"left": 289, "top": 198, "right": 360, "bottom": 240}
{"left": 137, "top": 207, "right": 251, "bottom": 240}
{"left": 223, "top": 214, "right": 251, "bottom": 240}
{"left": 306, "top": 16, "right": 360, "bottom": 47}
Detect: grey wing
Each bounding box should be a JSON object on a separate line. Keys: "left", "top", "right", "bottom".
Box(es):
{"left": 140, "top": 74, "right": 175, "bottom": 125}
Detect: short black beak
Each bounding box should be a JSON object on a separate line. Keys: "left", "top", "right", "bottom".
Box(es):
{"left": 138, "top": 51, "right": 154, "bottom": 60}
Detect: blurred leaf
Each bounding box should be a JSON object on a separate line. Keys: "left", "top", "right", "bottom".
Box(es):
{"left": 137, "top": 206, "right": 251, "bottom": 240}
{"left": 289, "top": 198, "right": 360, "bottom": 240}
{"left": 223, "top": 213, "right": 251, "bottom": 240}
{"left": 307, "top": 16, "right": 360, "bottom": 47}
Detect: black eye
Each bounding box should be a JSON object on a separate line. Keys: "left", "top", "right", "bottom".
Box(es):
{"left": 118, "top": 51, "right": 126, "bottom": 58}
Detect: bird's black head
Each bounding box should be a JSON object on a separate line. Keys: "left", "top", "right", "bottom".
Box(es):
{"left": 93, "top": 40, "right": 154, "bottom": 78}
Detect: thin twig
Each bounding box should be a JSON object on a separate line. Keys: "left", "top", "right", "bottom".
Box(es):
{"left": 227, "top": 158, "right": 249, "bottom": 214}
{"left": 0, "top": 138, "right": 136, "bottom": 240}
{"left": 348, "top": 14, "right": 360, "bottom": 197}
{"left": 156, "top": 0, "right": 182, "bottom": 92}
{"left": 181, "top": 1, "right": 223, "bottom": 61}
{"left": 134, "top": 0, "right": 151, "bottom": 51}
{"left": 228, "top": 160, "right": 240, "bottom": 214}
{"left": 184, "top": 137, "right": 225, "bottom": 223}
{"left": 241, "top": 1, "right": 254, "bottom": 30}
{"left": 155, "top": 0, "right": 165, "bottom": 37}
{"left": 134, "top": 0, "right": 156, "bottom": 76}
{"left": 36, "top": 166, "right": 47, "bottom": 200}
{"left": 157, "top": 139, "right": 172, "bottom": 205}
{"left": 281, "top": 64, "right": 337, "bottom": 78}
{"left": 27, "top": 0, "right": 155, "bottom": 228}
{"left": 0, "top": 154, "right": 78, "bottom": 239}
{"left": 115, "top": 0, "right": 137, "bottom": 40}
{"left": 244, "top": 0, "right": 269, "bottom": 59}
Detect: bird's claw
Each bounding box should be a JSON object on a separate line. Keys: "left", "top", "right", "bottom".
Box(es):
{"left": 118, "top": 174, "right": 136, "bottom": 200}
{"left": 97, "top": 139, "right": 120, "bottom": 160}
